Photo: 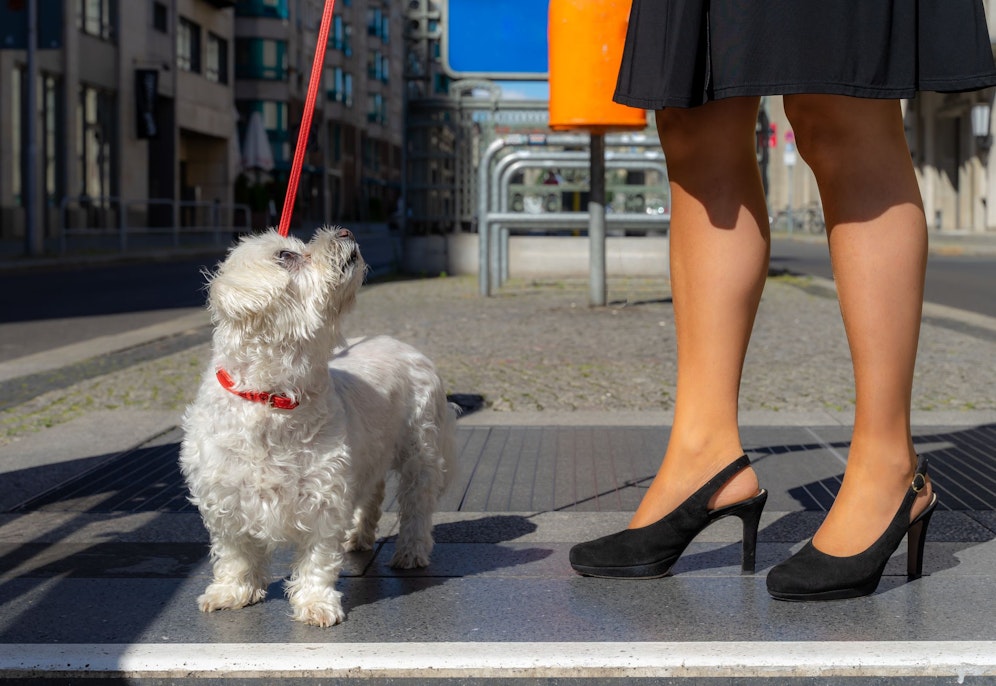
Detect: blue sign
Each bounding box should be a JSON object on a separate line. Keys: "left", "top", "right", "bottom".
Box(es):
{"left": 443, "top": 0, "right": 548, "bottom": 79}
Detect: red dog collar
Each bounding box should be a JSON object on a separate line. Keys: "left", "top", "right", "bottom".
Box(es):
{"left": 216, "top": 369, "right": 299, "bottom": 410}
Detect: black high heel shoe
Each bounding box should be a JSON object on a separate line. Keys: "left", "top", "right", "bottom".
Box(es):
{"left": 569, "top": 454, "right": 767, "bottom": 578}
{"left": 766, "top": 454, "right": 938, "bottom": 601}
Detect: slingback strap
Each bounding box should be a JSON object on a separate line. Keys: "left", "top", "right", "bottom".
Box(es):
{"left": 700, "top": 454, "right": 752, "bottom": 498}
{"left": 687, "top": 454, "right": 752, "bottom": 516}
{"left": 911, "top": 455, "right": 928, "bottom": 493}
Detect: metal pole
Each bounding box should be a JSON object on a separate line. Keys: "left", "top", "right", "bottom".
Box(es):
{"left": 784, "top": 138, "right": 797, "bottom": 234}
{"left": 25, "top": 0, "right": 42, "bottom": 256}
{"left": 477, "top": 137, "right": 508, "bottom": 296}
{"left": 588, "top": 133, "right": 606, "bottom": 307}
{"left": 787, "top": 163, "right": 795, "bottom": 234}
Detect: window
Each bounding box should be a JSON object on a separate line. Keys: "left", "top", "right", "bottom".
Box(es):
{"left": 77, "top": 85, "right": 116, "bottom": 203}
{"left": 239, "top": 100, "right": 290, "bottom": 165}
{"left": 366, "top": 6, "right": 389, "bottom": 42}
{"left": 259, "top": 101, "right": 289, "bottom": 163}
{"left": 206, "top": 33, "right": 228, "bottom": 84}
{"left": 325, "top": 68, "right": 354, "bottom": 108}
{"left": 367, "top": 93, "right": 385, "bottom": 125}
{"left": 368, "top": 52, "right": 388, "bottom": 83}
{"left": 330, "top": 15, "right": 352, "bottom": 57}
{"left": 326, "top": 66, "right": 343, "bottom": 102}
{"left": 235, "top": 0, "right": 288, "bottom": 19}
{"left": 235, "top": 38, "right": 287, "bottom": 80}
{"left": 12, "top": 69, "right": 67, "bottom": 206}
{"left": 42, "top": 74, "right": 64, "bottom": 204}
{"left": 343, "top": 73, "right": 353, "bottom": 108}
{"left": 433, "top": 72, "right": 449, "bottom": 95}
{"left": 331, "top": 15, "right": 343, "bottom": 48}
{"left": 177, "top": 18, "right": 201, "bottom": 73}
{"left": 362, "top": 137, "right": 380, "bottom": 172}
{"left": 380, "top": 13, "right": 389, "bottom": 43}
{"left": 11, "top": 68, "right": 21, "bottom": 205}
{"left": 79, "top": 0, "right": 116, "bottom": 40}
{"left": 331, "top": 123, "right": 342, "bottom": 162}
{"left": 152, "top": 1, "right": 168, "bottom": 33}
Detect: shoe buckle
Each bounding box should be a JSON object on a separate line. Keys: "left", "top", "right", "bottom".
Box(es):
{"left": 911, "top": 473, "right": 926, "bottom": 493}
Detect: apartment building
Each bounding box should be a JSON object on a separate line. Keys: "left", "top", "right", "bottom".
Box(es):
{"left": 0, "top": 0, "right": 237, "bottom": 246}
{"left": 0, "top": 0, "right": 404, "bottom": 252}
{"left": 235, "top": 0, "right": 403, "bottom": 226}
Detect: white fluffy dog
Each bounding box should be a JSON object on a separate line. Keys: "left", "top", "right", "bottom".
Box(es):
{"left": 180, "top": 227, "right": 454, "bottom": 627}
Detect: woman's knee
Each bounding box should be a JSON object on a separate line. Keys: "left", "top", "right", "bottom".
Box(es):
{"left": 783, "top": 95, "right": 906, "bottom": 175}
{"left": 655, "top": 97, "right": 761, "bottom": 167}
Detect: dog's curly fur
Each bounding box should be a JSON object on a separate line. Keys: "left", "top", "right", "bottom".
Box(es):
{"left": 179, "top": 227, "right": 454, "bottom": 627}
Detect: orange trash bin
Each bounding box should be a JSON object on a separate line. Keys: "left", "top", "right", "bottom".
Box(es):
{"left": 548, "top": 0, "right": 647, "bottom": 132}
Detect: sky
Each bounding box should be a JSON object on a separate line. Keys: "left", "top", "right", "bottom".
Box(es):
{"left": 494, "top": 80, "right": 549, "bottom": 101}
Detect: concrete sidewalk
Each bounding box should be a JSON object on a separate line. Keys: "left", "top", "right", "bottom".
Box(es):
{"left": 1, "top": 258, "right": 995, "bottom": 682}
{"left": 1, "top": 414, "right": 995, "bottom": 683}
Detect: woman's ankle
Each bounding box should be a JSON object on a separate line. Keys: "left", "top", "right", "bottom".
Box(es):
{"left": 812, "top": 445, "right": 925, "bottom": 555}
{"left": 628, "top": 444, "right": 757, "bottom": 528}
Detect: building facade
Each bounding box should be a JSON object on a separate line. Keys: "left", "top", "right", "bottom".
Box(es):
{"left": 3, "top": 1, "right": 995, "bottom": 257}
{"left": 0, "top": 0, "right": 404, "bottom": 253}
{"left": 235, "top": 0, "right": 403, "bottom": 227}
{"left": 758, "top": 7, "right": 996, "bottom": 235}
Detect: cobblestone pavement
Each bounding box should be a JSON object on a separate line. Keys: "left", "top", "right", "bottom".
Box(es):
{"left": 2, "top": 271, "right": 994, "bottom": 446}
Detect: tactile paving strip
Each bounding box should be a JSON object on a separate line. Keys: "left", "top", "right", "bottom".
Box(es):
{"left": 11, "top": 424, "right": 996, "bottom": 514}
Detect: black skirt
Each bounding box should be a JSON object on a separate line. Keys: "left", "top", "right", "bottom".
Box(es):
{"left": 615, "top": 0, "right": 996, "bottom": 109}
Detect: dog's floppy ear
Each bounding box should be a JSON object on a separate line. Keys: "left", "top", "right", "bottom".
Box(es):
{"left": 207, "top": 264, "right": 283, "bottom": 326}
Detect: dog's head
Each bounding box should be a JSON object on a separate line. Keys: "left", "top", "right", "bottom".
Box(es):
{"left": 207, "top": 227, "right": 365, "bottom": 349}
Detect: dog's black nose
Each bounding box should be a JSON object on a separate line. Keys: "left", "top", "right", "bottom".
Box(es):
{"left": 336, "top": 228, "right": 353, "bottom": 240}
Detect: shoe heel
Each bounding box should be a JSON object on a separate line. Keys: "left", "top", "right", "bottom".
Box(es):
{"left": 720, "top": 490, "right": 767, "bottom": 574}
{"left": 906, "top": 494, "right": 938, "bottom": 580}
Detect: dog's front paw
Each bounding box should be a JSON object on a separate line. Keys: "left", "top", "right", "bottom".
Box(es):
{"left": 389, "top": 546, "right": 431, "bottom": 569}
{"left": 290, "top": 589, "right": 346, "bottom": 627}
{"left": 198, "top": 582, "right": 266, "bottom": 613}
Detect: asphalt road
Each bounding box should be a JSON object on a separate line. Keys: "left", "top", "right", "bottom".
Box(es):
{"left": 0, "top": 254, "right": 224, "bottom": 363}
{"left": 770, "top": 236, "right": 996, "bottom": 319}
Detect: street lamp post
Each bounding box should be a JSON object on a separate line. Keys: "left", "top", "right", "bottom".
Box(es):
{"left": 25, "top": 0, "right": 42, "bottom": 257}
{"left": 971, "top": 101, "right": 993, "bottom": 231}
{"left": 971, "top": 102, "right": 992, "bottom": 152}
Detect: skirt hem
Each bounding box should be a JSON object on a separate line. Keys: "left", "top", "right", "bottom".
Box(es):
{"left": 614, "top": 74, "right": 996, "bottom": 110}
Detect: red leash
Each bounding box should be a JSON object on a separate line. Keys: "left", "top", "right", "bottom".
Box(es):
{"left": 277, "top": 0, "right": 337, "bottom": 237}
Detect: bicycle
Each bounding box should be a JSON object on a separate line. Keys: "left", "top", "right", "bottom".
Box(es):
{"left": 769, "top": 202, "right": 826, "bottom": 234}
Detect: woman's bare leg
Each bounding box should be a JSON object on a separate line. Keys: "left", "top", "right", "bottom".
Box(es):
{"left": 783, "top": 94, "right": 934, "bottom": 554}
{"left": 629, "top": 97, "right": 768, "bottom": 528}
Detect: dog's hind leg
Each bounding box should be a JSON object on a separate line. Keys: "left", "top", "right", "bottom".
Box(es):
{"left": 390, "top": 414, "right": 453, "bottom": 569}
{"left": 198, "top": 535, "right": 271, "bottom": 613}
{"left": 344, "top": 478, "right": 385, "bottom": 552}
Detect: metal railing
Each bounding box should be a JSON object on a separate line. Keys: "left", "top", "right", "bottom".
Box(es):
{"left": 493, "top": 157, "right": 669, "bottom": 287}
{"left": 477, "top": 134, "right": 670, "bottom": 295}
{"left": 58, "top": 196, "right": 252, "bottom": 254}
